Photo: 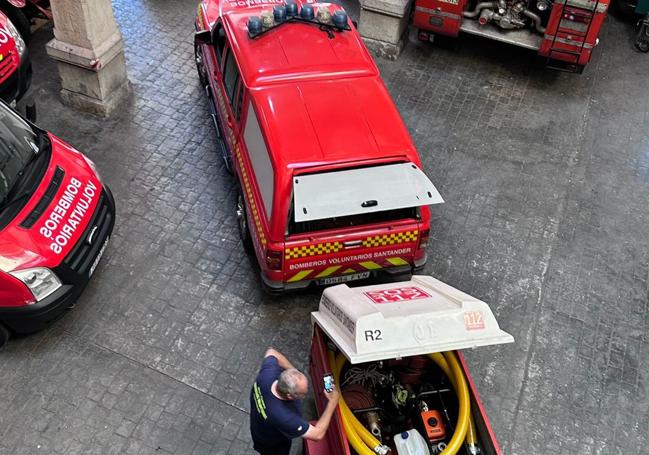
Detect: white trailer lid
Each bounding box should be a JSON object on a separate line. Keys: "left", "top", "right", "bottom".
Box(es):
{"left": 311, "top": 275, "right": 514, "bottom": 364}
{"left": 293, "top": 163, "right": 444, "bottom": 222}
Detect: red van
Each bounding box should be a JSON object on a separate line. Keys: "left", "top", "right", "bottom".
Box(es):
{"left": 194, "top": 0, "right": 444, "bottom": 292}
{"left": 0, "top": 100, "right": 115, "bottom": 347}
{"left": 0, "top": 11, "right": 31, "bottom": 104}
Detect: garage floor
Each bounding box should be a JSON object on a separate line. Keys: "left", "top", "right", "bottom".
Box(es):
{"left": 1, "top": 0, "right": 648, "bottom": 454}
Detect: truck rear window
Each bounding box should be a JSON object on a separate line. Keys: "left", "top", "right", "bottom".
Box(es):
{"left": 288, "top": 206, "right": 418, "bottom": 235}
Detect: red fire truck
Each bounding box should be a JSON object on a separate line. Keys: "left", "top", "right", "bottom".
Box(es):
{"left": 414, "top": 0, "right": 609, "bottom": 72}
{"left": 194, "top": 0, "right": 444, "bottom": 292}
{"left": 0, "top": 10, "right": 31, "bottom": 104}
{"left": 0, "top": 100, "right": 115, "bottom": 348}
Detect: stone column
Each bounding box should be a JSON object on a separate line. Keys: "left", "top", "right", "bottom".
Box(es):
{"left": 358, "top": 0, "right": 413, "bottom": 60}
{"left": 46, "top": 0, "right": 129, "bottom": 116}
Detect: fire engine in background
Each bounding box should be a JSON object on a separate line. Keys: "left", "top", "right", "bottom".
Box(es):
{"left": 194, "top": 0, "right": 444, "bottom": 292}
{"left": 0, "top": 10, "right": 31, "bottom": 104}
{"left": 0, "top": 100, "right": 115, "bottom": 348}
{"left": 414, "top": 0, "right": 609, "bottom": 72}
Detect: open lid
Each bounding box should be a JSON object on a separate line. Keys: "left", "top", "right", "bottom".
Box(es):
{"left": 293, "top": 162, "right": 444, "bottom": 222}
{"left": 311, "top": 275, "right": 514, "bottom": 364}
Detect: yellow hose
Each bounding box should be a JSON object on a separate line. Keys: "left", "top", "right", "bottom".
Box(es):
{"left": 440, "top": 352, "right": 471, "bottom": 455}
{"left": 329, "top": 349, "right": 473, "bottom": 455}
{"left": 327, "top": 350, "right": 381, "bottom": 455}
{"left": 334, "top": 353, "right": 385, "bottom": 450}
{"left": 428, "top": 353, "right": 478, "bottom": 446}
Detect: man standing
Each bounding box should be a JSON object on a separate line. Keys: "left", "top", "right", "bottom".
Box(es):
{"left": 250, "top": 347, "right": 340, "bottom": 454}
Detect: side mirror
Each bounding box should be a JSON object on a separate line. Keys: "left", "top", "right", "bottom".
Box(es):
{"left": 25, "top": 103, "right": 37, "bottom": 123}
{"left": 352, "top": 20, "right": 358, "bottom": 28}
{"left": 195, "top": 29, "right": 212, "bottom": 45}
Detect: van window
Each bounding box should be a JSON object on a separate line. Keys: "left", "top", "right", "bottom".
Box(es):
{"left": 223, "top": 49, "right": 239, "bottom": 103}
{"left": 243, "top": 103, "right": 274, "bottom": 219}
{"left": 288, "top": 207, "right": 418, "bottom": 235}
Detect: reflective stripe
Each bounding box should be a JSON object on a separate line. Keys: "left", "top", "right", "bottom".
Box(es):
{"left": 315, "top": 266, "right": 342, "bottom": 278}
{"left": 343, "top": 268, "right": 357, "bottom": 274}
{"left": 236, "top": 144, "right": 267, "bottom": 246}
{"left": 386, "top": 257, "right": 409, "bottom": 266}
{"left": 288, "top": 270, "right": 313, "bottom": 282}
{"left": 285, "top": 242, "right": 343, "bottom": 259}
{"left": 362, "top": 230, "right": 419, "bottom": 248}
{"left": 359, "top": 261, "right": 382, "bottom": 270}
{"left": 253, "top": 383, "right": 267, "bottom": 419}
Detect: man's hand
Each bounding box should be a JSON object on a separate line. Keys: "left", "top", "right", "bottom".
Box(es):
{"left": 303, "top": 388, "right": 340, "bottom": 442}
{"left": 325, "top": 388, "right": 340, "bottom": 403}
{"left": 264, "top": 347, "right": 295, "bottom": 370}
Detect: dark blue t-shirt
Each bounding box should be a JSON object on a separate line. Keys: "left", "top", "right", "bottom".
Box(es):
{"left": 250, "top": 356, "right": 309, "bottom": 447}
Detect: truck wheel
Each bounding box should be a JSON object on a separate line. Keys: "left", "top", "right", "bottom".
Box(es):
{"left": 0, "top": 4, "right": 31, "bottom": 43}
{"left": 236, "top": 190, "right": 254, "bottom": 253}
{"left": 194, "top": 43, "right": 209, "bottom": 88}
{"left": 0, "top": 323, "right": 10, "bottom": 350}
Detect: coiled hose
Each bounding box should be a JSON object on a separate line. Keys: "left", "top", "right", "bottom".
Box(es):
{"left": 328, "top": 350, "right": 387, "bottom": 455}
{"left": 329, "top": 350, "right": 474, "bottom": 455}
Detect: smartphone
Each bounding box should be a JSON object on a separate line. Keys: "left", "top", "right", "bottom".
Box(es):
{"left": 323, "top": 373, "right": 335, "bottom": 393}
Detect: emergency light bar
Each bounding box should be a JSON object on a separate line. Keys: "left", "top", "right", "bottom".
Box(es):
{"left": 247, "top": 3, "right": 351, "bottom": 39}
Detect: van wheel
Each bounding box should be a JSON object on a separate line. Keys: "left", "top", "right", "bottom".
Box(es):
{"left": 0, "top": 323, "right": 10, "bottom": 350}
{"left": 236, "top": 190, "right": 254, "bottom": 253}
{"left": 194, "top": 43, "right": 208, "bottom": 88}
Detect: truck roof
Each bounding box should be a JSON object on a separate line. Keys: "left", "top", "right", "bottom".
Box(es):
{"left": 219, "top": 2, "right": 378, "bottom": 87}
{"left": 249, "top": 76, "right": 418, "bottom": 170}
{"left": 200, "top": 0, "right": 419, "bottom": 168}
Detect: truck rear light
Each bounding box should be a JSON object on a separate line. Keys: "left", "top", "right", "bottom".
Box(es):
{"left": 418, "top": 228, "right": 430, "bottom": 250}
{"left": 265, "top": 249, "right": 283, "bottom": 271}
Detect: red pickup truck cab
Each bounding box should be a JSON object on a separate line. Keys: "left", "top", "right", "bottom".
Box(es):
{"left": 0, "top": 11, "right": 31, "bottom": 104}
{"left": 0, "top": 101, "right": 115, "bottom": 347}
{"left": 194, "top": 0, "right": 444, "bottom": 292}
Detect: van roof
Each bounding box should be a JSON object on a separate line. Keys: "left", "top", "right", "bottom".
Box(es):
{"left": 248, "top": 77, "right": 418, "bottom": 169}
{"left": 220, "top": 2, "right": 378, "bottom": 87}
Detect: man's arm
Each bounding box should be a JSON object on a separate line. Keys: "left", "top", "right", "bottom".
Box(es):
{"left": 264, "top": 347, "right": 295, "bottom": 370}
{"left": 302, "top": 389, "right": 341, "bottom": 442}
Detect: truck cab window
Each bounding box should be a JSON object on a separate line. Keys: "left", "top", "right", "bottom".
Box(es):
{"left": 223, "top": 49, "right": 240, "bottom": 105}
{"left": 234, "top": 82, "right": 245, "bottom": 121}
{"left": 212, "top": 23, "right": 226, "bottom": 66}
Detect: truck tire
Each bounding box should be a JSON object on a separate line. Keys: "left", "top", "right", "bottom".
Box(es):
{"left": 194, "top": 42, "right": 208, "bottom": 88}
{"left": 0, "top": 323, "right": 10, "bottom": 350}
{"left": 236, "top": 189, "right": 254, "bottom": 253}
{"left": 0, "top": 4, "right": 31, "bottom": 43}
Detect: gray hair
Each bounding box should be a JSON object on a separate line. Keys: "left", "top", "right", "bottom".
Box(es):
{"left": 277, "top": 369, "right": 304, "bottom": 396}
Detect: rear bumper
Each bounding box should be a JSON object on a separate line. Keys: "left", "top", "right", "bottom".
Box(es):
{"left": 0, "top": 51, "right": 32, "bottom": 104}
{"left": 0, "top": 186, "right": 116, "bottom": 334}
{"left": 262, "top": 261, "right": 423, "bottom": 293}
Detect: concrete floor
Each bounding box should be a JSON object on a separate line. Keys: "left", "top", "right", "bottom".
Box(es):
{"left": 1, "top": 0, "right": 648, "bottom": 454}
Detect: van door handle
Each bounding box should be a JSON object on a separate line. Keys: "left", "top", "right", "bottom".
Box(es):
{"left": 343, "top": 240, "right": 362, "bottom": 248}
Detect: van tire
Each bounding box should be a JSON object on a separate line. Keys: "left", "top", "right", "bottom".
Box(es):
{"left": 0, "top": 323, "right": 10, "bottom": 350}
{"left": 236, "top": 189, "right": 254, "bottom": 253}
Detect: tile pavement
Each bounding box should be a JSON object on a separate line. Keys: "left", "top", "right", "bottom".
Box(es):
{"left": 1, "top": 0, "right": 647, "bottom": 453}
